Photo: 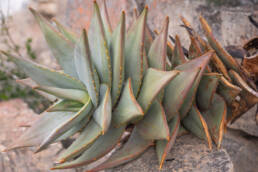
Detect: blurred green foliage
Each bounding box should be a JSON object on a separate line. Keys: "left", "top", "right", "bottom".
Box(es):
{"left": 0, "top": 11, "right": 51, "bottom": 113}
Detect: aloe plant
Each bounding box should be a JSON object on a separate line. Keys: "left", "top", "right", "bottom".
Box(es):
{"left": 2, "top": 1, "right": 258, "bottom": 171}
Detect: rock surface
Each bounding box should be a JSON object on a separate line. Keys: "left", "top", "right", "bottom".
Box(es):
{"left": 65, "top": 0, "right": 258, "bottom": 48}
{"left": 222, "top": 128, "right": 258, "bottom": 172}
{"left": 228, "top": 105, "right": 258, "bottom": 137}
{"left": 107, "top": 134, "right": 233, "bottom": 172}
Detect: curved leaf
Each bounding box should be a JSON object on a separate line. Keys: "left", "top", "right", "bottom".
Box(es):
{"left": 74, "top": 29, "right": 99, "bottom": 106}
{"left": 5, "top": 111, "right": 75, "bottom": 151}
{"left": 93, "top": 84, "right": 112, "bottom": 134}
{"left": 52, "top": 19, "right": 77, "bottom": 43}
{"left": 6, "top": 99, "right": 91, "bottom": 152}
{"left": 137, "top": 101, "right": 170, "bottom": 140}
{"left": 199, "top": 16, "right": 241, "bottom": 72}
{"left": 164, "top": 68, "right": 200, "bottom": 120}
{"left": 217, "top": 76, "right": 241, "bottom": 105}
{"left": 112, "top": 79, "right": 144, "bottom": 127}
{"left": 156, "top": 114, "right": 180, "bottom": 169}
{"left": 180, "top": 16, "right": 231, "bottom": 81}
{"left": 125, "top": 7, "right": 148, "bottom": 95}
{"left": 100, "top": 0, "right": 112, "bottom": 43}
{"left": 110, "top": 12, "right": 125, "bottom": 105}
{"left": 35, "top": 98, "right": 93, "bottom": 152}
{"left": 46, "top": 99, "right": 83, "bottom": 112}
{"left": 52, "top": 125, "right": 125, "bottom": 169}
{"left": 29, "top": 8, "right": 78, "bottom": 78}
{"left": 197, "top": 73, "right": 221, "bottom": 110}
{"left": 56, "top": 120, "right": 102, "bottom": 163}
{"left": 188, "top": 35, "right": 203, "bottom": 59}
{"left": 148, "top": 16, "right": 169, "bottom": 70}
{"left": 16, "top": 78, "right": 56, "bottom": 101}
{"left": 86, "top": 128, "right": 153, "bottom": 172}
{"left": 177, "top": 51, "right": 213, "bottom": 118}
{"left": 202, "top": 94, "right": 227, "bottom": 148}
{"left": 171, "top": 35, "right": 187, "bottom": 68}
{"left": 36, "top": 86, "right": 88, "bottom": 104}
{"left": 182, "top": 105, "right": 212, "bottom": 149}
{"left": 137, "top": 68, "right": 179, "bottom": 112}
{"left": 55, "top": 115, "right": 90, "bottom": 142}
{"left": 88, "top": 1, "right": 112, "bottom": 87}
{"left": 210, "top": 53, "right": 232, "bottom": 82}
{"left": 229, "top": 70, "right": 258, "bottom": 100}
{"left": 2, "top": 52, "right": 86, "bottom": 90}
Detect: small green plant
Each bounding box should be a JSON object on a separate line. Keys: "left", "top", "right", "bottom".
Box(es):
{"left": 2, "top": 1, "right": 258, "bottom": 171}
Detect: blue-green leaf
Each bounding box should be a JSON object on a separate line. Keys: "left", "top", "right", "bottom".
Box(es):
{"left": 88, "top": 2, "right": 112, "bottom": 87}
{"left": 93, "top": 84, "right": 112, "bottom": 134}
{"left": 124, "top": 7, "right": 148, "bottom": 95}
{"left": 29, "top": 8, "right": 78, "bottom": 78}
{"left": 74, "top": 29, "right": 100, "bottom": 106}
{"left": 110, "top": 12, "right": 125, "bottom": 105}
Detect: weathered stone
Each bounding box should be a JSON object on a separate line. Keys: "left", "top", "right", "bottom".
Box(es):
{"left": 222, "top": 129, "right": 258, "bottom": 172}
{"left": 228, "top": 105, "right": 258, "bottom": 137}
{"left": 147, "top": 0, "right": 257, "bottom": 47}
{"left": 105, "top": 134, "right": 233, "bottom": 172}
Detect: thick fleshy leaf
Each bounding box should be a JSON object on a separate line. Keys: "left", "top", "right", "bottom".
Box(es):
{"left": 137, "top": 101, "right": 170, "bottom": 140}
{"left": 16, "top": 78, "right": 56, "bottom": 101}
{"left": 88, "top": 2, "right": 112, "bottom": 87}
{"left": 132, "top": 8, "right": 153, "bottom": 61}
{"left": 197, "top": 73, "right": 221, "bottom": 110}
{"left": 52, "top": 125, "right": 125, "bottom": 169}
{"left": 52, "top": 19, "right": 77, "bottom": 43}
{"left": 110, "top": 12, "right": 125, "bottom": 105}
{"left": 148, "top": 16, "right": 169, "bottom": 70}
{"left": 210, "top": 53, "right": 232, "bottom": 82}
{"left": 36, "top": 86, "right": 88, "bottom": 104}
{"left": 2, "top": 52, "right": 86, "bottom": 90}
{"left": 112, "top": 79, "right": 144, "bottom": 127}
{"left": 55, "top": 116, "right": 90, "bottom": 142}
{"left": 29, "top": 8, "right": 78, "bottom": 78}
{"left": 229, "top": 70, "right": 258, "bottom": 100}
{"left": 188, "top": 35, "right": 203, "bottom": 59}
{"left": 93, "top": 84, "right": 112, "bottom": 134}
{"left": 6, "top": 98, "right": 91, "bottom": 151}
{"left": 177, "top": 125, "right": 188, "bottom": 137}
{"left": 177, "top": 51, "right": 213, "bottom": 118}
{"left": 171, "top": 35, "right": 187, "bottom": 68}
{"left": 100, "top": 0, "right": 112, "bottom": 43}
{"left": 164, "top": 68, "right": 200, "bottom": 120}
{"left": 199, "top": 16, "right": 241, "bottom": 73}
{"left": 56, "top": 120, "right": 102, "bottom": 163}
{"left": 87, "top": 128, "right": 153, "bottom": 172}
{"left": 46, "top": 99, "right": 83, "bottom": 112}
{"left": 5, "top": 111, "right": 74, "bottom": 151}
{"left": 124, "top": 7, "right": 147, "bottom": 95}
{"left": 217, "top": 76, "right": 241, "bottom": 105}
{"left": 167, "top": 41, "right": 174, "bottom": 62}
{"left": 202, "top": 94, "right": 227, "bottom": 148}
{"left": 74, "top": 29, "right": 99, "bottom": 106}
{"left": 35, "top": 98, "right": 93, "bottom": 152}
{"left": 137, "top": 68, "right": 179, "bottom": 112}
{"left": 182, "top": 105, "right": 212, "bottom": 149}
{"left": 156, "top": 114, "right": 180, "bottom": 169}
{"left": 180, "top": 16, "right": 231, "bottom": 81}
